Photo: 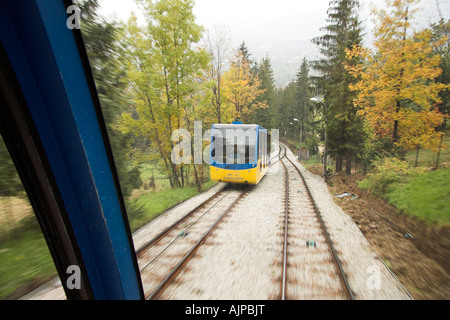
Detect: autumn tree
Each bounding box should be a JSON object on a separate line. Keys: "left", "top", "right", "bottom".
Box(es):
{"left": 222, "top": 50, "right": 267, "bottom": 123}
{"left": 119, "top": 0, "right": 209, "bottom": 189}
{"left": 431, "top": 19, "right": 450, "bottom": 123}
{"left": 346, "top": 0, "right": 448, "bottom": 157}
{"left": 430, "top": 19, "right": 450, "bottom": 168}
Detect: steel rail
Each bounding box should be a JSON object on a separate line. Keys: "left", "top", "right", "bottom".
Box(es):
{"left": 279, "top": 145, "right": 289, "bottom": 300}
{"left": 138, "top": 191, "right": 232, "bottom": 275}
{"left": 136, "top": 184, "right": 230, "bottom": 259}
{"left": 281, "top": 143, "right": 354, "bottom": 300}
{"left": 146, "top": 185, "right": 251, "bottom": 300}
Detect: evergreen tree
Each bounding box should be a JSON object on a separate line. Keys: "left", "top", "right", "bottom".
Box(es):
{"left": 271, "top": 87, "right": 285, "bottom": 136}
{"left": 312, "top": 0, "right": 364, "bottom": 174}
{"left": 254, "top": 56, "right": 276, "bottom": 128}
{"left": 294, "top": 57, "right": 315, "bottom": 156}
{"left": 277, "top": 81, "right": 297, "bottom": 140}
{"left": 238, "top": 41, "right": 258, "bottom": 75}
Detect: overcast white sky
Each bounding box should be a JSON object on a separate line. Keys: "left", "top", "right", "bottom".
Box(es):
{"left": 99, "top": 0, "right": 449, "bottom": 38}
{"left": 98, "top": 0, "right": 449, "bottom": 85}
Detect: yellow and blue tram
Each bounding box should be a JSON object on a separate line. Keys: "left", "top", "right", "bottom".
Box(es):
{"left": 210, "top": 122, "right": 271, "bottom": 184}
{"left": 0, "top": 1, "right": 273, "bottom": 301}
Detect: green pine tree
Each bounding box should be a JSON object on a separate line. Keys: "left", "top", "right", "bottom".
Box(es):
{"left": 294, "top": 57, "right": 318, "bottom": 157}
{"left": 254, "top": 56, "right": 276, "bottom": 128}
{"left": 312, "top": 0, "right": 364, "bottom": 174}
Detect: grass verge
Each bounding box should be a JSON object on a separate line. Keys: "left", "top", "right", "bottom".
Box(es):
{"left": 384, "top": 166, "right": 450, "bottom": 226}
{"left": 0, "top": 228, "right": 56, "bottom": 299}
{"left": 127, "top": 180, "right": 217, "bottom": 232}
{"left": 0, "top": 179, "right": 216, "bottom": 299}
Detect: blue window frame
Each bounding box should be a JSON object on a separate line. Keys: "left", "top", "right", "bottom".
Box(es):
{"left": 0, "top": 0, "right": 144, "bottom": 300}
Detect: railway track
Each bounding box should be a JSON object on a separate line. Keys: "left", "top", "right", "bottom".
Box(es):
{"left": 137, "top": 183, "right": 251, "bottom": 300}
{"left": 278, "top": 143, "right": 354, "bottom": 300}
{"left": 279, "top": 144, "right": 289, "bottom": 300}
{"left": 19, "top": 142, "right": 412, "bottom": 300}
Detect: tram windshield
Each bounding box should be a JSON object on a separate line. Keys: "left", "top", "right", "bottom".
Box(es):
{"left": 211, "top": 125, "right": 257, "bottom": 165}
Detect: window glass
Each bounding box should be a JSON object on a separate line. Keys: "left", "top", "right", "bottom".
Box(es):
{"left": 0, "top": 135, "right": 59, "bottom": 299}
{"left": 211, "top": 127, "right": 256, "bottom": 164}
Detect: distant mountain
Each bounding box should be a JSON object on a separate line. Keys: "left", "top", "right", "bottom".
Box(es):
{"left": 240, "top": 38, "right": 319, "bottom": 88}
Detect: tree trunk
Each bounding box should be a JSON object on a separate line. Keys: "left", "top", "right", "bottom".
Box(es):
{"left": 414, "top": 144, "right": 420, "bottom": 167}
{"left": 167, "top": 115, "right": 181, "bottom": 188}
{"left": 180, "top": 166, "right": 185, "bottom": 187}
{"left": 435, "top": 133, "right": 444, "bottom": 169}
{"left": 345, "top": 149, "right": 351, "bottom": 175}
{"left": 363, "top": 157, "right": 368, "bottom": 175}
{"left": 392, "top": 100, "right": 402, "bottom": 144}
{"left": 335, "top": 156, "right": 343, "bottom": 172}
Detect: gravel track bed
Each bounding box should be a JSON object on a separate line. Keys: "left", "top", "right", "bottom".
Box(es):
{"left": 19, "top": 278, "right": 65, "bottom": 300}
{"left": 158, "top": 143, "right": 411, "bottom": 300}
{"left": 281, "top": 155, "right": 346, "bottom": 299}
{"left": 160, "top": 163, "right": 285, "bottom": 299}
{"left": 21, "top": 183, "right": 227, "bottom": 300}
{"left": 139, "top": 189, "right": 246, "bottom": 298}
{"left": 21, "top": 143, "right": 411, "bottom": 300}
{"left": 283, "top": 145, "right": 411, "bottom": 300}
{"left": 133, "top": 183, "right": 227, "bottom": 252}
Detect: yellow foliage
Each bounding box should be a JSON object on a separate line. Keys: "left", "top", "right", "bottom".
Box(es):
{"left": 222, "top": 50, "right": 267, "bottom": 123}
{"left": 345, "top": 0, "right": 449, "bottom": 152}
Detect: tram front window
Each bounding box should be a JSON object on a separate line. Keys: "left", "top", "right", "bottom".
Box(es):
{"left": 211, "top": 127, "right": 256, "bottom": 165}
